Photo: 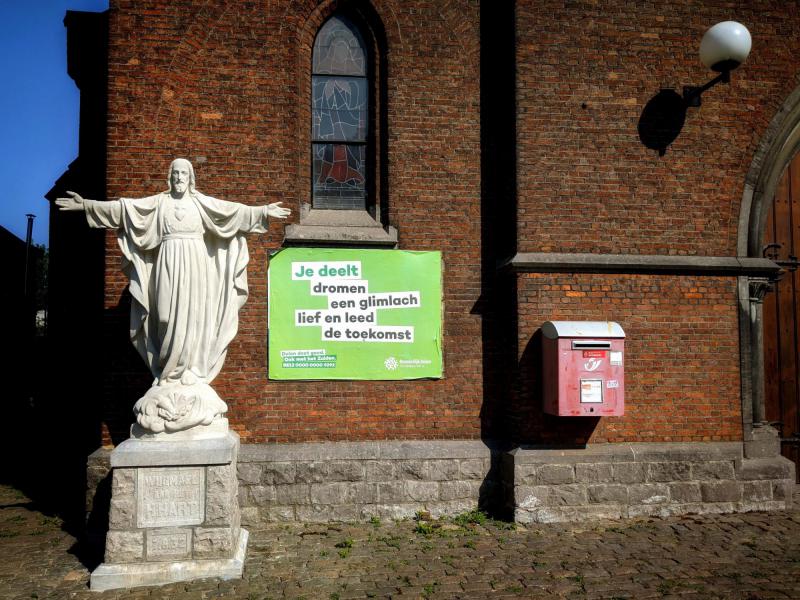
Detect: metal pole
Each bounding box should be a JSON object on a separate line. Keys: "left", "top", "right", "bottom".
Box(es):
{"left": 24, "top": 214, "right": 35, "bottom": 297}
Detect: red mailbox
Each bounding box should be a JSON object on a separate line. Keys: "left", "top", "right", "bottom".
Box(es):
{"left": 542, "top": 321, "right": 625, "bottom": 416}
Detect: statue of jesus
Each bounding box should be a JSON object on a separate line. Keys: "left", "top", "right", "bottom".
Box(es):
{"left": 57, "top": 158, "right": 291, "bottom": 434}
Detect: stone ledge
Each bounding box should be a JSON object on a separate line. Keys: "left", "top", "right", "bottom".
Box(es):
{"left": 516, "top": 500, "right": 790, "bottom": 524}
{"left": 503, "top": 252, "right": 780, "bottom": 277}
{"left": 510, "top": 442, "right": 743, "bottom": 465}
{"left": 240, "top": 440, "right": 496, "bottom": 462}
{"left": 111, "top": 432, "right": 239, "bottom": 467}
{"left": 91, "top": 528, "right": 248, "bottom": 591}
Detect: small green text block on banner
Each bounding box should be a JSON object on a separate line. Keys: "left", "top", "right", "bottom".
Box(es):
{"left": 268, "top": 248, "right": 443, "bottom": 380}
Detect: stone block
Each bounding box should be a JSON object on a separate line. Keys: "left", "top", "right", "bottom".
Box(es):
{"left": 428, "top": 499, "right": 476, "bottom": 519}
{"left": 515, "top": 485, "right": 551, "bottom": 509}
{"left": 243, "top": 485, "right": 276, "bottom": 506}
{"left": 328, "top": 461, "right": 365, "bottom": 482}
{"left": 612, "top": 463, "right": 647, "bottom": 484}
{"left": 742, "top": 480, "right": 772, "bottom": 502}
{"left": 738, "top": 500, "right": 786, "bottom": 512}
{"left": 628, "top": 483, "right": 669, "bottom": 505}
{"left": 372, "top": 504, "right": 419, "bottom": 521}
{"left": 691, "top": 461, "right": 735, "bottom": 480}
{"left": 262, "top": 462, "right": 296, "bottom": 485}
{"left": 405, "top": 481, "right": 439, "bottom": 502}
{"left": 206, "top": 464, "right": 237, "bottom": 526}
{"left": 296, "top": 504, "right": 360, "bottom": 522}
{"left": 193, "top": 527, "right": 234, "bottom": 559}
{"left": 440, "top": 480, "right": 480, "bottom": 501}
{"left": 516, "top": 464, "right": 538, "bottom": 485}
{"left": 112, "top": 468, "right": 136, "bottom": 494}
{"left": 535, "top": 464, "right": 575, "bottom": 485}
{"left": 237, "top": 462, "right": 262, "bottom": 485}
{"left": 240, "top": 506, "right": 259, "bottom": 526}
{"left": 108, "top": 494, "right": 136, "bottom": 530}
{"left": 397, "top": 460, "right": 426, "bottom": 480}
{"left": 587, "top": 484, "right": 628, "bottom": 504}
{"left": 575, "top": 463, "right": 613, "bottom": 483}
{"left": 647, "top": 462, "right": 691, "bottom": 482}
{"left": 744, "top": 425, "right": 781, "bottom": 458}
{"left": 772, "top": 479, "right": 793, "bottom": 501}
{"left": 627, "top": 504, "right": 692, "bottom": 519}
{"left": 378, "top": 482, "right": 405, "bottom": 504}
{"left": 86, "top": 465, "right": 111, "bottom": 512}
{"left": 737, "top": 457, "right": 794, "bottom": 481}
{"left": 518, "top": 504, "right": 622, "bottom": 524}
{"left": 668, "top": 482, "right": 701, "bottom": 503}
{"left": 145, "top": 528, "right": 192, "bottom": 561}
{"left": 88, "top": 464, "right": 111, "bottom": 490}
{"left": 260, "top": 506, "right": 295, "bottom": 522}
{"left": 310, "top": 482, "right": 377, "bottom": 505}
{"left": 105, "top": 531, "right": 144, "bottom": 563}
{"left": 700, "top": 481, "right": 742, "bottom": 502}
{"left": 295, "top": 461, "right": 329, "bottom": 483}
{"left": 111, "top": 434, "right": 237, "bottom": 468}
{"left": 459, "top": 459, "right": 488, "bottom": 480}
{"left": 424, "top": 460, "right": 459, "bottom": 481}
{"left": 91, "top": 530, "right": 248, "bottom": 591}
{"left": 365, "top": 460, "right": 395, "bottom": 481}
{"left": 275, "top": 484, "right": 310, "bottom": 505}
{"left": 550, "top": 484, "right": 587, "bottom": 506}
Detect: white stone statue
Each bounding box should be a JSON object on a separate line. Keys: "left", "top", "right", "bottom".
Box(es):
{"left": 57, "top": 158, "right": 290, "bottom": 434}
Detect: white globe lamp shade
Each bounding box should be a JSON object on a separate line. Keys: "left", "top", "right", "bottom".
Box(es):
{"left": 699, "top": 21, "right": 752, "bottom": 72}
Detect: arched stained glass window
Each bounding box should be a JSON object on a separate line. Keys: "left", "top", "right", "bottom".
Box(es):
{"left": 312, "top": 15, "right": 370, "bottom": 210}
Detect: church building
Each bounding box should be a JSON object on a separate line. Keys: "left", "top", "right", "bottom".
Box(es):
{"left": 50, "top": 1, "right": 800, "bottom": 524}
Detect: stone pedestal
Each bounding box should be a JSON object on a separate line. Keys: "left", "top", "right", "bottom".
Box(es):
{"left": 90, "top": 426, "right": 247, "bottom": 591}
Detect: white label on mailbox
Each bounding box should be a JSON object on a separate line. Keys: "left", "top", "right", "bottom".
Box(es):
{"left": 583, "top": 358, "right": 602, "bottom": 371}
{"left": 607, "top": 379, "right": 619, "bottom": 388}
{"left": 610, "top": 351, "right": 623, "bottom": 365}
{"left": 580, "top": 379, "right": 603, "bottom": 403}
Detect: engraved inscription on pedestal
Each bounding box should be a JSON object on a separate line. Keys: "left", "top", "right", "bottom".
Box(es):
{"left": 146, "top": 529, "right": 192, "bottom": 561}
{"left": 137, "top": 467, "right": 205, "bottom": 528}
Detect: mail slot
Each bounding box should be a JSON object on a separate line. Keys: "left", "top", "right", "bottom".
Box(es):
{"left": 542, "top": 321, "right": 625, "bottom": 416}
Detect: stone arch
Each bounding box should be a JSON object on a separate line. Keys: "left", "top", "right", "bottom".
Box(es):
{"left": 739, "top": 83, "right": 800, "bottom": 257}
{"left": 737, "top": 83, "right": 800, "bottom": 458}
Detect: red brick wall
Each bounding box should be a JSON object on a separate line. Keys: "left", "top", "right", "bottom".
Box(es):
{"left": 516, "top": 1, "right": 800, "bottom": 255}
{"left": 98, "top": 0, "right": 799, "bottom": 446}
{"left": 102, "top": 0, "right": 483, "bottom": 444}
{"left": 512, "top": 274, "right": 742, "bottom": 444}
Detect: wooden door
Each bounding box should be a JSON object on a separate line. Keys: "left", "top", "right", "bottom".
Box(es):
{"left": 763, "top": 151, "right": 800, "bottom": 482}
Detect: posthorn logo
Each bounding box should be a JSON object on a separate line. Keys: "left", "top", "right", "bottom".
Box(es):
{"left": 384, "top": 356, "right": 399, "bottom": 371}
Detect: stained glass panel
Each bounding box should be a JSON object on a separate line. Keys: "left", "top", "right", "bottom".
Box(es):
{"left": 313, "top": 16, "right": 367, "bottom": 76}
{"left": 312, "top": 143, "right": 366, "bottom": 209}
{"left": 312, "top": 77, "right": 368, "bottom": 142}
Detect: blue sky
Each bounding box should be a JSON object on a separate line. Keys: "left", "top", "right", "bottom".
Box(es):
{"left": 0, "top": 0, "right": 108, "bottom": 246}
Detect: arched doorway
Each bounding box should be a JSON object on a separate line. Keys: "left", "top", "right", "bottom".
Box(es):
{"left": 762, "top": 150, "right": 800, "bottom": 481}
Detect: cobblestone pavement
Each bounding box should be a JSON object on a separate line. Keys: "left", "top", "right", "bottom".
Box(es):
{"left": 1, "top": 484, "right": 799, "bottom": 600}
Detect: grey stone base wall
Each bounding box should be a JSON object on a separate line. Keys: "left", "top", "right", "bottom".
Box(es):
{"left": 504, "top": 442, "right": 795, "bottom": 523}
{"left": 237, "top": 441, "right": 498, "bottom": 524}
{"left": 89, "top": 440, "right": 795, "bottom": 527}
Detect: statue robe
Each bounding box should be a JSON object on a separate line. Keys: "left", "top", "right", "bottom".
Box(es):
{"left": 85, "top": 192, "right": 270, "bottom": 386}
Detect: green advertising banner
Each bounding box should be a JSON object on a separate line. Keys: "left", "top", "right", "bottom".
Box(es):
{"left": 268, "top": 248, "right": 443, "bottom": 380}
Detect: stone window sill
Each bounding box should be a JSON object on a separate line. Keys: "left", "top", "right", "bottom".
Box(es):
{"left": 283, "top": 208, "right": 398, "bottom": 248}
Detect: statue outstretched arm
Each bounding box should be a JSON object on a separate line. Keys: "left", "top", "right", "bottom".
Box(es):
{"left": 266, "top": 202, "right": 291, "bottom": 219}
{"left": 56, "top": 191, "right": 123, "bottom": 229}
{"left": 55, "top": 191, "right": 86, "bottom": 211}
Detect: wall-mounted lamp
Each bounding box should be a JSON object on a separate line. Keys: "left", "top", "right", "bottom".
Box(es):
{"left": 683, "top": 21, "right": 752, "bottom": 107}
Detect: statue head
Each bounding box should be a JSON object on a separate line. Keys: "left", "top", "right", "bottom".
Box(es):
{"left": 168, "top": 158, "right": 196, "bottom": 196}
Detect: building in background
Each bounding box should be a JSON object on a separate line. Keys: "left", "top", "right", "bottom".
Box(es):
{"left": 51, "top": 1, "right": 800, "bottom": 525}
